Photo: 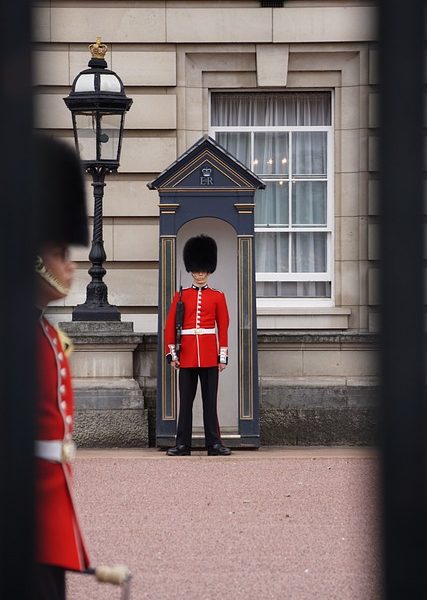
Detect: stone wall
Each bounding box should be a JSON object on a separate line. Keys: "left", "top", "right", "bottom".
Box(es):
{"left": 63, "top": 329, "right": 378, "bottom": 447}
{"left": 258, "top": 333, "right": 379, "bottom": 444}
{"left": 61, "top": 322, "right": 149, "bottom": 448}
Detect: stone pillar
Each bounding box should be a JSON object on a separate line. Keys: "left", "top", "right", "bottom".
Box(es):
{"left": 60, "top": 321, "right": 148, "bottom": 447}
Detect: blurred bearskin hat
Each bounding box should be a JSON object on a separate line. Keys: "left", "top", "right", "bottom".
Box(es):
{"left": 33, "top": 135, "right": 88, "bottom": 247}
{"left": 183, "top": 235, "right": 217, "bottom": 273}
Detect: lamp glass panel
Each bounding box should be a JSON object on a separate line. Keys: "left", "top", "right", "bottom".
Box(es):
{"left": 98, "top": 113, "right": 122, "bottom": 161}
{"left": 74, "top": 74, "right": 96, "bottom": 93}
{"left": 99, "top": 74, "right": 121, "bottom": 93}
{"left": 74, "top": 113, "right": 97, "bottom": 161}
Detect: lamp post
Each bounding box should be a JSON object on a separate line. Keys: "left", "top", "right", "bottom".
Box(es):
{"left": 64, "top": 38, "right": 133, "bottom": 321}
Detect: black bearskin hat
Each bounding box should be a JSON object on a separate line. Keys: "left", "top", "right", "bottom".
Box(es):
{"left": 33, "top": 135, "right": 88, "bottom": 247}
{"left": 183, "top": 235, "right": 217, "bottom": 273}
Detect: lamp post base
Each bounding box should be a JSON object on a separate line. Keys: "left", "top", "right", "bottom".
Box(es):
{"left": 72, "top": 303, "right": 121, "bottom": 322}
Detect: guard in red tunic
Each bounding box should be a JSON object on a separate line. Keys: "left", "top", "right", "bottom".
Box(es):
{"left": 165, "top": 235, "right": 231, "bottom": 456}
{"left": 33, "top": 136, "right": 90, "bottom": 599}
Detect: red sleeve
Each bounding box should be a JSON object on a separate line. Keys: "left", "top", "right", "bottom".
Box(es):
{"left": 164, "top": 292, "right": 179, "bottom": 355}
{"left": 216, "top": 292, "right": 229, "bottom": 348}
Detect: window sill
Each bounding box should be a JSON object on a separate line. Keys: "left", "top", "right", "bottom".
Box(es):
{"left": 256, "top": 307, "right": 351, "bottom": 330}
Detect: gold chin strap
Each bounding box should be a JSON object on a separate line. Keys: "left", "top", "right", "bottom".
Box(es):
{"left": 57, "top": 329, "right": 74, "bottom": 357}
{"left": 35, "top": 255, "right": 70, "bottom": 296}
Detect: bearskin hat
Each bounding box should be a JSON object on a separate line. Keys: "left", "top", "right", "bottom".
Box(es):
{"left": 33, "top": 135, "right": 88, "bottom": 247}
{"left": 183, "top": 235, "right": 217, "bottom": 274}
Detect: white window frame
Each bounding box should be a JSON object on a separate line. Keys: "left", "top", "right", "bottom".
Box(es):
{"left": 209, "top": 90, "right": 335, "bottom": 308}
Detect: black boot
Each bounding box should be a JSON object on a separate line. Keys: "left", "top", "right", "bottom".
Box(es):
{"left": 166, "top": 444, "right": 191, "bottom": 456}
{"left": 207, "top": 443, "right": 231, "bottom": 456}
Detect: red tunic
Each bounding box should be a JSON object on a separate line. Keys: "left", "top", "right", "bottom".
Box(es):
{"left": 35, "top": 315, "right": 89, "bottom": 571}
{"left": 165, "top": 285, "right": 229, "bottom": 368}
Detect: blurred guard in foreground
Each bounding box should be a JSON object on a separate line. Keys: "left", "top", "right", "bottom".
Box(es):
{"left": 165, "top": 235, "right": 231, "bottom": 456}
{"left": 33, "top": 136, "right": 90, "bottom": 599}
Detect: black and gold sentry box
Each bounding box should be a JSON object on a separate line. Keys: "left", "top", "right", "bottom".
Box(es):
{"left": 148, "top": 136, "right": 265, "bottom": 448}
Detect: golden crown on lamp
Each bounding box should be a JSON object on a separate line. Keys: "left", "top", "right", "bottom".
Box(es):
{"left": 89, "top": 37, "right": 108, "bottom": 59}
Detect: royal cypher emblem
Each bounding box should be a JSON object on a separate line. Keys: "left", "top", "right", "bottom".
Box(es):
{"left": 200, "top": 166, "right": 214, "bottom": 186}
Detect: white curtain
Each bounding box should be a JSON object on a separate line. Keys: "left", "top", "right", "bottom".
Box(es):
{"left": 212, "top": 93, "right": 331, "bottom": 127}
{"left": 216, "top": 131, "right": 250, "bottom": 167}
{"left": 212, "top": 93, "right": 330, "bottom": 298}
{"left": 292, "top": 131, "right": 327, "bottom": 280}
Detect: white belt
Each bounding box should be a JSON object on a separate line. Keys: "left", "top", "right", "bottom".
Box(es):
{"left": 35, "top": 439, "right": 76, "bottom": 464}
{"left": 181, "top": 328, "right": 216, "bottom": 335}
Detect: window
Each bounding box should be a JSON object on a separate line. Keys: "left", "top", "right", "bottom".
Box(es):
{"left": 210, "top": 92, "right": 333, "bottom": 303}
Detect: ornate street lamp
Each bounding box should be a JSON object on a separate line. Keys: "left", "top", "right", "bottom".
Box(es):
{"left": 64, "top": 38, "right": 133, "bottom": 321}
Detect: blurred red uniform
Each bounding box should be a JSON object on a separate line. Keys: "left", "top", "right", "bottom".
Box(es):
{"left": 33, "top": 135, "right": 90, "bottom": 598}
{"left": 35, "top": 315, "right": 89, "bottom": 572}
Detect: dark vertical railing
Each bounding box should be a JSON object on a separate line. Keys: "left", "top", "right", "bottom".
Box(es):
{"left": 379, "top": 0, "right": 426, "bottom": 597}
{"left": 0, "top": 1, "right": 35, "bottom": 598}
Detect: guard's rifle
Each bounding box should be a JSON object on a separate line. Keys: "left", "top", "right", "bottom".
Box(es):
{"left": 175, "top": 273, "right": 184, "bottom": 359}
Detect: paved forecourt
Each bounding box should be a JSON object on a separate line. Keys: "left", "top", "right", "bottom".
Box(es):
{"left": 68, "top": 447, "right": 381, "bottom": 600}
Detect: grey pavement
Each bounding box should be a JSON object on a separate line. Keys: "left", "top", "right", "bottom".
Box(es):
{"left": 68, "top": 447, "right": 381, "bottom": 600}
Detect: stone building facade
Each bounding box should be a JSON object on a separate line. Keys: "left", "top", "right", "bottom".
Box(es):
{"left": 34, "top": 1, "right": 379, "bottom": 446}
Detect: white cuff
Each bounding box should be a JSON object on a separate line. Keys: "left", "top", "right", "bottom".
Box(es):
{"left": 168, "top": 344, "right": 178, "bottom": 361}
{"left": 219, "top": 347, "right": 228, "bottom": 364}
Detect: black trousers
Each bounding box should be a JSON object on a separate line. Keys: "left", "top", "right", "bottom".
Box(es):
{"left": 176, "top": 367, "right": 221, "bottom": 448}
{"left": 33, "top": 564, "right": 66, "bottom": 600}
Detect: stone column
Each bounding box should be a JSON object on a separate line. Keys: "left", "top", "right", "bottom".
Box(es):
{"left": 60, "top": 321, "right": 148, "bottom": 447}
